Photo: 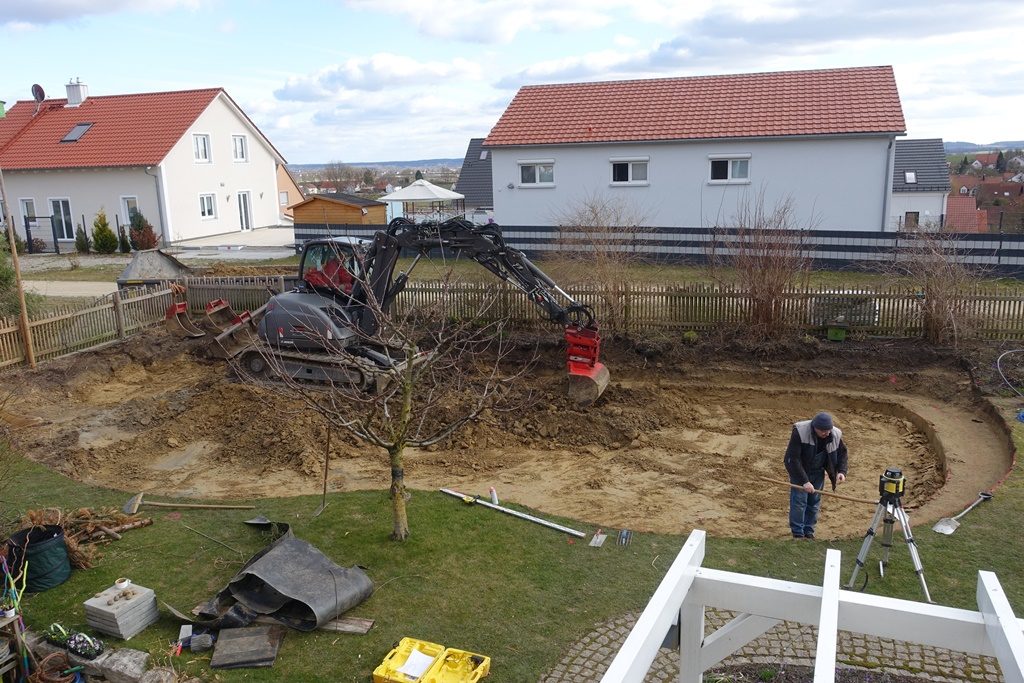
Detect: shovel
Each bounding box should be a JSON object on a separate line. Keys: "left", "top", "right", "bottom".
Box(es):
{"left": 932, "top": 491, "right": 993, "bottom": 534}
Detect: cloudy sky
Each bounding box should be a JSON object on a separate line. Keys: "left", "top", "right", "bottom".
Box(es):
{"left": 2, "top": 0, "right": 1022, "bottom": 164}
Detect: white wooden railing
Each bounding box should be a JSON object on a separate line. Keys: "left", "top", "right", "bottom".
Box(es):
{"left": 602, "top": 529, "right": 1024, "bottom": 683}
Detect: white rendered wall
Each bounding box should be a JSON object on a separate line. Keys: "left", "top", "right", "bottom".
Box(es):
{"left": 490, "top": 136, "right": 896, "bottom": 231}
{"left": 160, "top": 93, "right": 282, "bottom": 242}
{"left": 5, "top": 168, "right": 160, "bottom": 242}
{"left": 889, "top": 192, "right": 948, "bottom": 230}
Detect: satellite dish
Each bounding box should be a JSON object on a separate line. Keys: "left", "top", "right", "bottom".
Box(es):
{"left": 31, "top": 84, "right": 45, "bottom": 102}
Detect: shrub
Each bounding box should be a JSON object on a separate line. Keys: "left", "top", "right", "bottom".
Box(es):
{"left": 128, "top": 209, "right": 160, "bottom": 250}
{"left": 91, "top": 209, "right": 119, "bottom": 254}
{"left": 117, "top": 224, "right": 131, "bottom": 253}
{"left": 74, "top": 223, "right": 91, "bottom": 253}
{"left": 30, "top": 238, "right": 46, "bottom": 253}
{"left": 2, "top": 231, "right": 26, "bottom": 255}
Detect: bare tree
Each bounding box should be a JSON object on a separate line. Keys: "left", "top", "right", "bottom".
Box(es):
{"left": 890, "top": 223, "right": 986, "bottom": 346}
{"left": 234, "top": 269, "right": 531, "bottom": 541}
{"left": 706, "top": 190, "right": 815, "bottom": 340}
{"left": 551, "top": 191, "right": 653, "bottom": 333}
{"left": 321, "top": 161, "right": 354, "bottom": 192}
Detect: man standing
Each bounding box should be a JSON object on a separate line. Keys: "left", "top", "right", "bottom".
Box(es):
{"left": 784, "top": 412, "right": 848, "bottom": 540}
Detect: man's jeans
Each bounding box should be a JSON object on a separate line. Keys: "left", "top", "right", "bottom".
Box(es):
{"left": 789, "top": 470, "right": 826, "bottom": 537}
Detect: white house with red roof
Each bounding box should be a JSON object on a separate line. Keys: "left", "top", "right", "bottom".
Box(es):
{"left": 484, "top": 66, "right": 907, "bottom": 231}
{"left": 0, "top": 81, "right": 287, "bottom": 246}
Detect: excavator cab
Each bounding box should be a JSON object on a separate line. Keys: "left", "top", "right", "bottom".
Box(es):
{"left": 300, "top": 240, "right": 362, "bottom": 296}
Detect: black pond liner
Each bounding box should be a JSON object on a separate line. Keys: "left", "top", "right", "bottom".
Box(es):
{"left": 5, "top": 524, "right": 72, "bottom": 592}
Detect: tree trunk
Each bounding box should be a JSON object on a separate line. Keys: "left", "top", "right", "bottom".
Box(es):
{"left": 389, "top": 444, "right": 409, "bottom": 540}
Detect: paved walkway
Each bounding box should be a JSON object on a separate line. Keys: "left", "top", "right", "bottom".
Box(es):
{"left": 540, "top": 610, "right": 1004, "bottom": 682}
{"left": 22, "top": 280, "right": 117, "bottom": 298}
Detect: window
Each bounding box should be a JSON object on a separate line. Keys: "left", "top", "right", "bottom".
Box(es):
{"left": 193, "top": 134, "right": 211, "bottom": 162}
{"left": 904, "top": 211, "right": 920, "bottom": 229}
{"left": 610, "top": 158, "right": 649, "bottom": 185}
{"left": 279, "top": 191, "right": 289, "bottom": 206}
{"left": 518, "top": 159, "right": 555, "bottom": 186}
{"left": 61, "top": 122, "right": 93, "bottom": 143}
{"left": 19, "top": 199, "right": 37, "bottom": 228}
{"left": 50, "top": 198, "right": 74, "bottom": 239}
{"left": 199, "top": 193, "right": 216, "bottom": 218}
{"left": 232, "top": 135, "right": 248, "bottom": 162}
{"left": 709, "top": 155, "right": 751, "bottom": 183}
{"left": 479, "top": 150, "right": 488, "bottom": 161}
{"left": 904, "top": 171, "right": 917, "bottom": 184}
{"left": 121, "top": 196, "right": 139, "bottom": 225}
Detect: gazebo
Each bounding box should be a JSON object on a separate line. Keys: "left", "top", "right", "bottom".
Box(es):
{"left": 378, "top": 179, "right": 465, "bottom": 222}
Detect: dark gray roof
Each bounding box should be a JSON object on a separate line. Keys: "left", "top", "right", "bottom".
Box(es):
{"left": 454, "top": 138, "right": 493, "bottom": 207}
{"left": 319, "top": 192, "right": 385, "bottom": 207}
{"left": 893, "top": 138, "right": 951, "bottom": 193}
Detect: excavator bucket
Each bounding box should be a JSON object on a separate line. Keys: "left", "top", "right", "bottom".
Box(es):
{"left": 209, "top": 305, "right": 268, "bottom": 360}
{"left": 165, "top": 302, "right": 206, "bottom": 338}
{"left": 201, "top": 298, "right": 240, "bottom": 334}
{"left": 564, "top": 325, "right": 610, "bottom": 406}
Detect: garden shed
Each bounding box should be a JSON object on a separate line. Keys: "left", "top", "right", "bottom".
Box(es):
{"left": 289, "top": 194, "right": 386, "bottom": 226}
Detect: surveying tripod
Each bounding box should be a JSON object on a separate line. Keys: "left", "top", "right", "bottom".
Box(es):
{"left": 845, "top": 467, "right": 933, "bottom": 603}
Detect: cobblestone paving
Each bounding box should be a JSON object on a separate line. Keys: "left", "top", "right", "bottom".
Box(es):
{"left": 540, "top": 610, "right": 1004, "bottom": 682}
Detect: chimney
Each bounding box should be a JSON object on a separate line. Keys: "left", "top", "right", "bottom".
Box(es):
{"left": 0, "top": 100, "right": 5, "bottom": 118}
{"left": 65, "top": 78, "right": 88, "bottom": 107}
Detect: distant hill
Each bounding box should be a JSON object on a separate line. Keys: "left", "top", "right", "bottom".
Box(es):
{"left": 290, "top": 159, "right": 462, "bottom": 172}
{"left": 944, "top": 141, "right": 1024, "bottom": 154}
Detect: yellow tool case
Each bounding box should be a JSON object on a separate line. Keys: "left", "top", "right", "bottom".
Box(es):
{"left": 373, "top": 638, "right": 445, "bottom": 683}
{"left": 422, "top": 647, "right": 491, "bottom": 683}
{"left": 374, "top": 638, "right": 490, "bottom": 683}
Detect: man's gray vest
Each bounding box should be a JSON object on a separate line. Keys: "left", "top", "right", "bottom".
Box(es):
{"left": 794, "top": 420, "right": 842, "bottom": 461}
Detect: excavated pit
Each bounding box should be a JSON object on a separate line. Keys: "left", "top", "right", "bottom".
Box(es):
{"left": 1, "top": 331, "right": 1013, "bottom": 539}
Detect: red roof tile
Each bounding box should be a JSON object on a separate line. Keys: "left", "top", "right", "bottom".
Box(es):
{"left": 0, "top": 88, "right": 225, "bottom": 170}
{"left": 945, "top": 195, "right": 983, "bottom": 231}
{"left": 485, "top": 66, "right": 905, "bottom": 147}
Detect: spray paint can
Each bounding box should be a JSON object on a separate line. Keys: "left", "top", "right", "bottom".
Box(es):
{"left": 489, "top": 487, "right": 499, "bottom": 505}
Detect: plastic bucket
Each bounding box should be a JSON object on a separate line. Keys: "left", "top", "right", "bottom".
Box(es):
{"left": 5, "top": 525, "right": 72, "bottom": 592}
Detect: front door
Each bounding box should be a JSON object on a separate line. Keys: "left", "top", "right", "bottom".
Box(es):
{"left": 237, "top": 191, "right": 252, "bottom": 231}
{"left": 50, "top": 198, "right": 73, "bottom": 240}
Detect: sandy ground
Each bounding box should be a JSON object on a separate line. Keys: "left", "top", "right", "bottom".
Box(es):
{"left": 0, "top": 332, "right": 1012, "bottom": 540}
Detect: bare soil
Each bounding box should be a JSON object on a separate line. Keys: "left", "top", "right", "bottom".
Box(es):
{"left": 0, "top": 331, "right": 1013, "bottom": 540}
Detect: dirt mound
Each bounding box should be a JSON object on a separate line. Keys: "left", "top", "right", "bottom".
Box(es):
{"left": 0, "top": 331, "right": 1013, "bottom": 539}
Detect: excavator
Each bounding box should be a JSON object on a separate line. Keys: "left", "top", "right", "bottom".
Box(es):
{"left": 168, "top": 217, "right": 610, "bottom": 405}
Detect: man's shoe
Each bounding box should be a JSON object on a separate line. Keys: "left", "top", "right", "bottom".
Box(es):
{"left": 792, "top": 534, "right": 804, "bottom": 540}
{"left": 805, "top": 533, "right": 815, "bottom": 540}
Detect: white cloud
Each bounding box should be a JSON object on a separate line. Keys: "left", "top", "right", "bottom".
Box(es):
{"left": 275, "top": 54, "right": 483, "bottom": 100}
{"left": 0, "top": 0, "right": 201, "bottom": 26}
{"left": 217, "top": 18, "right": 236, "bottom": 33}
{"left": 345, "top": 0, "right": 621, "bottom": 43}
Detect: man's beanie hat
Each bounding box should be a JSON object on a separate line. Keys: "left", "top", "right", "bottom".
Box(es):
{"left": 811, "top": 412, "right": 833, "bottom": 430}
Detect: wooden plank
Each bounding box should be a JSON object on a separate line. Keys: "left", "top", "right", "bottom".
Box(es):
{"left": 813, "top": 549, "right": 841, "bottom": 683}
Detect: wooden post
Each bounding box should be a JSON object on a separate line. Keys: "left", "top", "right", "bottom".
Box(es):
{"left": 112, "top": 290, "right": 126, "bottom": 338}
{"left": 0, "top": 165, "right": 36, "bottom": 368}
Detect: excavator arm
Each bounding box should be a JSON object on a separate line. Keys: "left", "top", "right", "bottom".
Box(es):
{"left": 373, "top": 217, "right": 610, "bottom": 404}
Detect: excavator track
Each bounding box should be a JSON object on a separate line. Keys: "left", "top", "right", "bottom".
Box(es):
{"left": 234, "top": 345, "right": 405, "bottom": 394}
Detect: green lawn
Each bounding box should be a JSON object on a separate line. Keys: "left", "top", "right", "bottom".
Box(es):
{"left": 3, "top": 411, "right": 1024, "bottom": 681}
{"left": 20, "top": 265, "right": 127, "bottom": 282}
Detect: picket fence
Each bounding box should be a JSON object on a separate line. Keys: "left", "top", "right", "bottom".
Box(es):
{"left": 0, "top": 286, "right": 174, "bottom": 369}
{"left": 4, "top": 278, "right": 1024, "bottom": 370}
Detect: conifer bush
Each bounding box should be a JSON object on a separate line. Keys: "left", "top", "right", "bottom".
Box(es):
{"left": 74, "top": 223, "right": 91, "bottom": 253}
{"left": 128, "top": 209, "right": 160, "bottom": 250}
{"left": 91, "top": 209, "right": 119, "bottom": 254}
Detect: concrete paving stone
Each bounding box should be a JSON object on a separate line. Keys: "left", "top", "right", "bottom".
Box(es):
{"left": 139, "top": 668, "right": 177, "bottom": 683}
{"left": 102, "top": 648, "right": 151, "bottom": 683}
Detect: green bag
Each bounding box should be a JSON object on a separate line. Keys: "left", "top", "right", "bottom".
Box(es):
{"left": 5, "top": 525, "right": 72, "bottom": 592}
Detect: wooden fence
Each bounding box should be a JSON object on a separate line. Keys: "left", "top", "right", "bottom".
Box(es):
{"left": 0, "top": 286, "right": 173, "bottom": 368}
{"left": 4, "top": 278, "right": 1024, "bottom": 370}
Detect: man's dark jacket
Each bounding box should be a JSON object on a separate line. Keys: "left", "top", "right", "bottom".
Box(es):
{"left": 784, "top": 420, "right": 848, "bottom": 491}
